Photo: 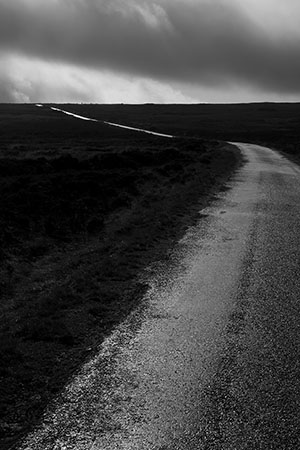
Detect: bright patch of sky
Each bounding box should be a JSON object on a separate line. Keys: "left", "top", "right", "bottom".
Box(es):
{"left": 1, "top": 0, "right": 300, "bottom": 103}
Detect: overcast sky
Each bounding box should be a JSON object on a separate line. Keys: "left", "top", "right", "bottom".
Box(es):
{"left": 1, "top": 0, "right": 300, "bottom": 103}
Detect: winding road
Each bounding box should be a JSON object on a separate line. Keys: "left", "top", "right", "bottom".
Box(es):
{"left": 49, "top": 106, "right": 174, "bottom": 138}
{"left": 18, "top": 136, "right": 300, "bottom": 448}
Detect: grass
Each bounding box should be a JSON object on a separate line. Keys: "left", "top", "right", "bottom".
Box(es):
{"left": 0, "top": 104, "right": 241, "bottom": 448}
{"left": 58, "top": 102, "right": 300, "bottom": 157}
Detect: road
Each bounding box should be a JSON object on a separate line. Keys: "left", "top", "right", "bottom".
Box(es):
{"left": 49, "top": 106, "right": 174, "bottom": 138}
{"left": 17, "top": 143, "right": 300, "bottom": 449}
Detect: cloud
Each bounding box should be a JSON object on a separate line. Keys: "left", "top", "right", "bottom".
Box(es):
{"left": 1, "top": 0, "right": 300, "bottom": 101}
{"left": 0, "top": 52, "right": 193, "bottom": 103}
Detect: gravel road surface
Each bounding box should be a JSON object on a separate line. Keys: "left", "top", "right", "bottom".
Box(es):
{"left": 17, "top": 143, "right": 300, "bottom": 449}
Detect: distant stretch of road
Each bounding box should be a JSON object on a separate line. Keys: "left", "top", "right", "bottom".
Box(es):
{"left": 20, "top": 114, "right": 300, "bottom": 449}
{"left": 42, "top": 105, "right": 174, "bottom": 138}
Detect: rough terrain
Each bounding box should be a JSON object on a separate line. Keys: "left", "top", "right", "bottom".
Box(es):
{"left": 0, "top": 105, "right": 239, "bottom": 448}
{"left": 16, "top": 142, "right": 300, "bottom": 449}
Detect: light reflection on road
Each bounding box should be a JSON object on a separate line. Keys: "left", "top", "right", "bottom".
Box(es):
{"left": 36, "top": 104, "right": 174, "bottom": 139}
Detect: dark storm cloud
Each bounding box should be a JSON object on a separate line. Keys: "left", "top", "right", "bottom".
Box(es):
{"left": 1, "top": 0, "right": 300, "bottom": 93}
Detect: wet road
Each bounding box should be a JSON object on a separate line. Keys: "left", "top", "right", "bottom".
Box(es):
{"left": 49, "top": 106, "right": 174, "bottom": 138}
{"left": 18, "top": 143, "right": 300, "bottom": 449}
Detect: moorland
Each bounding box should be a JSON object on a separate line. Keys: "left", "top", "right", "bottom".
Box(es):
{"left": 2, "top": 101, "right": 300, "bottom": 448}
{"left": 61, "top": 102, "right": 300, "bottom": 157}
{"left": 0, "top": 104, "right": 240, "bottom": 448}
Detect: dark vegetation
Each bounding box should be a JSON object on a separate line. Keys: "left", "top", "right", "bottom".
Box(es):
{"left": 60, "top": 102, "right": 300, "bottom": 158}
{"left": 3, "top": 100, "right": 300, "bottom": 447}
{"left": 0, "top": 104, "right": 240, "bottom": 448}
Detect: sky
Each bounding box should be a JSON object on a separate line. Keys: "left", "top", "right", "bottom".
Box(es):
{"left": 1, "top": 0, "right": 300, "bottom": 103}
